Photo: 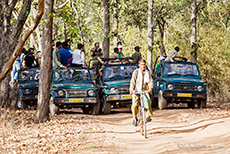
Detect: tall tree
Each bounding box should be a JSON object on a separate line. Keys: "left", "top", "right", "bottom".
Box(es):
{"left": 147, "top": 0, "right": 154, "bottom": 73}
{"left": 0, "top": 0, "right": 44, "bottom": 108}
{"left": 113, "top": 0, "right": 119, "bottom": 46}
{"left": 190, "top": 0, "right": 197, "bottom": 63}
{"left": 36, "top": 0, "right": 54, "bottom": 123}
{"left": 103, "top": 0, "right": 110, "bottom": 58}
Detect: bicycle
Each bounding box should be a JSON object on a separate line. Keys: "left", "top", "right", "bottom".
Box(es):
{"left": 133, "top": 90, "right": 150, "bottom": 138}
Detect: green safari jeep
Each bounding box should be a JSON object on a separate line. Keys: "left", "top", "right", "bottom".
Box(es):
{"left": 18, "top": 68, "right": 40, "bottom": 108}
{"left": 152, "top": 56, "right": 207, "bottom": 109}
{"left": 97, "top": 60, "right": 138, "bottom": 114}
{"left": 49, "top": 67, "right": 100, "bottom": 115}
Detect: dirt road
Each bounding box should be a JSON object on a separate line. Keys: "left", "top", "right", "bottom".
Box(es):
{"left": 81, "top": 104, "right": 230, "bottom": 154}
{"left": 1, "top": 103, "right": 230, "bottom": 153}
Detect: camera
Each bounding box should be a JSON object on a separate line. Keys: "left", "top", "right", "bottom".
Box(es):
{"left": 96, "top": 47, "right": 102, "bottom": 52}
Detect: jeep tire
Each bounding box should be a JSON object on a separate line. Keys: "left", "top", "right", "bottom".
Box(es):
{"left": 103, "top": 95, "right": 111, "bottom": 114}
{"left": 198, "top": 99, "right": 207, "bottom": 109}
{"left": 151, "top": 94, "right": 158, "bottom": 108}
{"left": 17, "top": 100, "right": 28, "bottom": 109}
{"left": 82, "top": 108, "right": 90, "bottom": 114}
{"left": 91, "top": 102, "right": 100, "bottom": 115}
{"left": 158, "top": 90, "right": 167, "bottom": 110}
{"left": 49, "top": 97, "right": 59, "bottom": 115}
{"left": 187, "top": 102, "right": 195, "bottom": 109}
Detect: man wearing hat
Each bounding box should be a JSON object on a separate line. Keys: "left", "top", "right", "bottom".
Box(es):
{"left": 155, "top": 56, "right": 165, "bottom": 75}
{"left": 132, "top": 46, "right": 142, "bottom": 64}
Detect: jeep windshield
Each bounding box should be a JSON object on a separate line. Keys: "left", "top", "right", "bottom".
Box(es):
{"left": 163, "top": 63, "right": 199, "bottom": 76}
{"left": 103, "top": 65, "right": 137, "bottom": 80}
{"left": 53, "top": 68, "right": 91, "bottom": 82}
{"left": 19, "top": 69, "right": 40, "bottom": 81}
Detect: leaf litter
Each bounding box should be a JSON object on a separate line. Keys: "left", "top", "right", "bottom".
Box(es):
{"left": 0, "top": 109, "right": 114, "bottom": 154}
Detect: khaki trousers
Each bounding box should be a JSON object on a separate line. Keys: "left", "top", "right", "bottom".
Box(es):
{"left": 131, "top": 93, "right": 153, "bottom": 119}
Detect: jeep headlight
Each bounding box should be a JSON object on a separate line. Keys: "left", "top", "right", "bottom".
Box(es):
{"left": 24, "top": 89, "right": 32, "bottom": 94}
{"left": 197, "top": 85, "right": 203, "bottom": 92}
{"left": 58, "top": 90, "right": 64, "bottom": 96}
{"left": 110, "top": 88, "right": 118, "bottom": 94}
{"left": 88, "top": 90, "right": 95, "bottom": 96}
{"left": 167, "top": 84, "right": 173, "bottom": 90}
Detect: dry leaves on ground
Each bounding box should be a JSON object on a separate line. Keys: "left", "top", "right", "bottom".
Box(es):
{"left": 0, "top": 109, "right": 112, "bottom": 154}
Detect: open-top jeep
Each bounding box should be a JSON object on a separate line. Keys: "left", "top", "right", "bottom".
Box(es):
{"left": 18, "top": 68, "right": 40, "bottom": 108}
{"left": 95, "top": 58, "right": 138, "bottom": 114}
{"left": 152, "top": 56, "right": 207, "bottom": 109}
{"left": 49, "top": 67, "right": 100, "bottom": 115}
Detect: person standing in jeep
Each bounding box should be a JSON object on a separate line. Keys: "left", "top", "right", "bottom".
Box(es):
{"left": 132, "top": 46, "right": 142, "bottom": 64}
{"left": 130, "top": 59, "right": 153, "bottom": 126}
{"left": 165, "top": 46, "right": 180, "bottom": 62}
{"left": 90, "top": 42, "right": 103, "bottom": 68}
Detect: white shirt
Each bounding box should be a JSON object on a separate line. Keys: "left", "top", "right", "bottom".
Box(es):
{"left": 165, "top": 50, "right": 177, "bottom": 62}
{"left": 72, "top": 49, "right": 85, "bottom": 65}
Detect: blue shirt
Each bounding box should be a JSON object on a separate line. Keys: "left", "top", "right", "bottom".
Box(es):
{"left": 60, "top": 48, "right": 71, "bottom": 66}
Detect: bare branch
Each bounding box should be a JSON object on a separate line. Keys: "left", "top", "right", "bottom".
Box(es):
{"left": 71, "top": 1, "right": 84, "bottom": 44}
{"left": 0, "top": 0, "right": 44, "bottom": 83}
{"left": 53, "top": 0, "right": 69, "bottom": 10}
{"left": 152, "top": 6, "right": 164, "bottom": 28}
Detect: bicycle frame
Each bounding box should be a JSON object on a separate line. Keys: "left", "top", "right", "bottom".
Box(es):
{"left": 133, "top": 91, "right": 149, "bottom": 138}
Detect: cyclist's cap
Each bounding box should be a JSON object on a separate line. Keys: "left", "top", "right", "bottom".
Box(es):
{"left": 134, "top": 46, "right": 141, "bottom": 50}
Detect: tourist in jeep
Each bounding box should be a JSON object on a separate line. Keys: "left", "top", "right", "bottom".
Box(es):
{"left": 165, "top": 46, "right": 180, "bottom": 62}
{"left": 155, "top": 56, "right": 165, "bottom": 75}
{"left": 72, "top": 43, "right": 86, "bottom": 67}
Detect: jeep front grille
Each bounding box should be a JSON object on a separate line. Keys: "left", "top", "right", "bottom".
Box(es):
{"left": 118, "top": 87, "right": 129, "bottom": 93}
{"left": 67, "top": 90, "right": 87, "bottom": 97}
{"left": 174, "top": 85, "right": 196, "bottom": 91}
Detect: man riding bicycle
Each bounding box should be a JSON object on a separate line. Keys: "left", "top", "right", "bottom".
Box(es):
{"left": 130, "top": 59, "right": 153, "bottom": 126}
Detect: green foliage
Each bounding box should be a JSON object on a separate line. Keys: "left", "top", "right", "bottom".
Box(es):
{"left": 21, "top": 0, "right": 230, "bottom": 101}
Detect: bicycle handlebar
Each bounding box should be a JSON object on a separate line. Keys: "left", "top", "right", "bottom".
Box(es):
{"left": 132, "top": 90, "right": 150, "bottom": 95}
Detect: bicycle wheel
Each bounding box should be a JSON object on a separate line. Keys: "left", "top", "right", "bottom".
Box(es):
{"left": 139, "top": 108, "right": 144, "bottom": 135}
{"left": 136, "top": 108, "right": 141, "bottom": 132}
{"left": 142, "top": 108, "right": 147, "bottom": 138}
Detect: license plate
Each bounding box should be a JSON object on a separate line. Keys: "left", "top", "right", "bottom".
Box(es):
{"left": 122, "top": 95, "right": 132, "bottom": 99}
{"left": 177, "top": 93, "right": 192, "bottom": 97}
{"left": 69, "top": 98, "right": 84, "bottom": 102}
{"left": 35, "top": 95, "right": 38, "bottom": 98}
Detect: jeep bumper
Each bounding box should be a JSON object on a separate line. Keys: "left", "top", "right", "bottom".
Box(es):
{"left": 53, "top": 97, "right": 98, "bottom": 105}
{"left": 163, "top": 92, "right": 206, "bottom": 100}
{"left": 20, "top": 95, "right": 38, "bottom": 101}
{"left": 106, "top": 94, "right": 132, "bottom": 101}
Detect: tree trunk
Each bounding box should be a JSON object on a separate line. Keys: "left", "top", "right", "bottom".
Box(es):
{"left": 190, "top": 0, "right": 197, "bottom": 63}
{"left": 35, "top": 0, "right": 53, "bottom": 123}
{"left": 157, "top": 18, "right": 166, "bottom": 56}
{"left": 113, "top": 0, "right": 118, "bottom": 46}
{"left": 147, "top": 0, "right": 154, "bottom": 73}
{"left": 103, "top": 0, "right": 110, "bottom": 58}
{"left": 61, "top": 17, "right": 67, "bottom": 41}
